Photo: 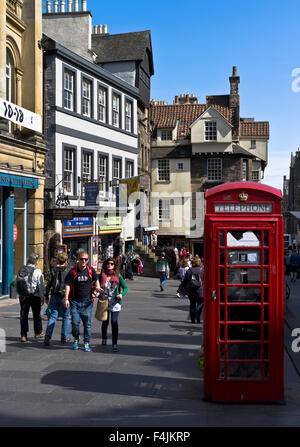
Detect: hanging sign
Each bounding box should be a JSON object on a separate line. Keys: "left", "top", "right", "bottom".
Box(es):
{"left": 0, "top": 98, "right": 42, "bottom": 133}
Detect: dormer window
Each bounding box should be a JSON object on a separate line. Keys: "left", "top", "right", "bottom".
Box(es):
{"left": 161, "top": 129, "right": 172, "bottom": 141}
{"left": 205, "top": 121, "right": 217, "bottom": 141}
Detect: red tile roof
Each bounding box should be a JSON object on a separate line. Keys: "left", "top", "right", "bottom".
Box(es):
{"left": 240, "top": 121, "right": 269, "bottom": 139}
{"left": 151, "top": 103, "right": 269, "bottom": 140}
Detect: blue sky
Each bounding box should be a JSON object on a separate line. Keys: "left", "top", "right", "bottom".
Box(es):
{"left": 43, "top": 0, "right": 300, "bottom": 191}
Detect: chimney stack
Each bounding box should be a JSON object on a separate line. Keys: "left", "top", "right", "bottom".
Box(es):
{"left": 74, "top": 0, "right": 79, "bottom": 12}
{"left": 82, "top": 0, "right": 87, "bottom": 11}
{"left": 67, "top": 0, "right": 72, "bottom": 11}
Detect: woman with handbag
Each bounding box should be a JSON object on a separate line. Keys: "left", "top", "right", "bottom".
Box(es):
{"left": 98, "top": 257, "right": 128, "bottom": 352}
{"left": 180, "top": 257, "right": 204, "bottom": 323}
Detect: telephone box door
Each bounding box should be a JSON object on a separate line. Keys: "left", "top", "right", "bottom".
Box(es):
{"left": 209, "top": 221, "right": 283, "bottom": 402}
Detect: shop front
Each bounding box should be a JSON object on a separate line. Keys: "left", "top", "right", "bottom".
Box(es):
{"left": 0, "top": 173, "right": 39, "bottom": 295}
{"left": 62, "top": 217, "right": 94, "bottom": 264}
{"left": 95, "top": 216, "right": 122, "bottom": 272}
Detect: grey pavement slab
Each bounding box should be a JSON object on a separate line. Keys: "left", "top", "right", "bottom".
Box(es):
{"left": 0, "top": 275, "right": 299, "bottom": 427}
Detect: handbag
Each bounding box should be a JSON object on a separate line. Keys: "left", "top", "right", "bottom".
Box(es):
{"left": 189, "top": 273, "right": 202, "bottom": 290}
{"left": 95, "top": 299, "right": 108, "bottom": 322}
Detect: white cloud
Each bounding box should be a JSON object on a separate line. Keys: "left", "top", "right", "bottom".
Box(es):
{"left": 262, "top": 152, "right": 291, "bottom": 192}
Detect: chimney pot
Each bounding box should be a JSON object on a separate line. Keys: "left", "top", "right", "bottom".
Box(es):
{"left": 74, "top": 0, "right": 79, "bottom": 12}
{"left": 232, "top": 66, "right": 237, "bottom": 77}
{"left": 185, "top": 94, "right": 189, "bottom": 104}
{"left": 93, "top": 25, "right": 97, "bottom": 34}
{"left": 99, "top": 24, "right": 103, "bottom": 33}
{"left": 103, "top": 24, "right": 108, "bottom": 34}
{"left": 60, "top": 0, "right": 65, "bottom": 12}
{"left": 67, "top": 0, "right": 72, "bottom": 11}
{"left": 82, "top": 0, "right": 87, "bottom": 11}
{"left": 46, "top": 1, "right": 52, "bottom": 13}
{"left": 175, "top": 95, "right": 179, "bottom": 104}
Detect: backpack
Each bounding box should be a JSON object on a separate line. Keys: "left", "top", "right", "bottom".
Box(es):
{"left": 16, "top": 265, "right": 36, "bottom": 296}
{"left": 52, "top": 266, "right": 71, "bottom": 297}
{"left": 188, "top": 269, "right": 202, "bottom": 291}
{"left": 70, "top": 265, "right": 93, "bottom": 300}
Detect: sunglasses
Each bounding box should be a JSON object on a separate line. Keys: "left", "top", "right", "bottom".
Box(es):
{"left": 107, "top": 262, "right": 115, "bottom": 265}
{"left": 80, "top": 258, "right": 88, "bottom": 261}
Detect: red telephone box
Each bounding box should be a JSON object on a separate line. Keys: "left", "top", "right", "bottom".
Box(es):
{"left": 203, "top": 182, "right": 284, "bottom": 402}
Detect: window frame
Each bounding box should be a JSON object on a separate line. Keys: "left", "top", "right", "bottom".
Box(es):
{"left": 176, "top": 161, "right": 185, "bottom": 171}
{"left": 157, "top": 159, "right": 170, "bottom": 182}
{"left": 125, "top": 98, "right": 133, "bottom": 133}
{"left": 250, "top": 140, "right": 257, "bottom": 149}
{"left": 63, "top": 144, "right": 77, "bottom": 197}
{"left": 63, "top": 66, "right": 76, "bottom": 112}
{"left": 204, "top": 121, "right": 217, "bottom": 141}
{"left": 112, "top": 92, "right": 121, "bottom": 128}
{"left": 81, "top": 149, "right": 94, "bottom": 196}
{"left": 97, "top": 82, "right": 108, "bottom": 123}
{"left": 207, "top": 158, "right": 222, "bottom": 181}
{"left": 161, "top": 129, "right": 173, "bottom": 141}
{"left": 158, "top": 198, "right": 171, "bottom": 221}
{"left": 98, "top": 153, "right": 109, "bottom": 194}
{"left": 252, "top": 170, "right": 260, "bottom": 181}
{"left": 81, "top": 75, "right": 93, "bottom": 118}
{"left": 125, "top": 159, "right": 134, "bottom": 178}
{"left": 112, "top": 157, "right": 122, "bottom": 196}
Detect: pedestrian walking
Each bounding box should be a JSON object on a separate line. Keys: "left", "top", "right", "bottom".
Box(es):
{"left": 16, "top": 253, "right": 45, "bottom": 342}
{"left": 156, "top": 252, "right": 169, "bottom": 291}
{"left": 99, "top": 257, "right": 128, "bottom": 352}
{"left": 44, "top": 253, "right": 71, "bottom": 346}
{"left": 124, "top": 249, "right": 134, "bottom": 280}
{"left": 64, "top": 252, "right": 101, "bottom": 352}
{"left": 290, "top": 250, "right": 300, "bottom": 282}
{"left": 180, "top": 257, "right": 204, "bottom": 323}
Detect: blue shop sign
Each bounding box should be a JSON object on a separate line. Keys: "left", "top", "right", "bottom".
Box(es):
{"left": 0, "top": 172, "right": 38, "bottom": 189}
{"left": 63, "top": 217, "right": 93, "bottom": 238}
{"left": 64, "top": 217, "right": 93, "bottom": 227}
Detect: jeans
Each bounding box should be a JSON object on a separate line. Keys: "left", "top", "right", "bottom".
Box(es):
{"left": 102, "top": 311, "right": 120, "bottom": 345}
{"left": 19, "top": 295, "right": 43, "bottom": 336}
{"left": 45, "top": 295, "right": 70, "bottom": 341}
{"left": 70, "top": 299, "right": 93, "bottom": 344}
{"left": 189, "top": 294, "right": 203, "bottom": 323}
{"left": 159, "top": 271, "right": 167, "bottom": 287}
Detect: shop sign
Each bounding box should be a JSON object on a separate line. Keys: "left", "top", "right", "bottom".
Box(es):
{"left": 96, "top": 215, "right": 122, "bottom": 234}
{"left": 85, "top": 183, "right": 100, "bottom": 206}
{"left": 214, "top": 203, "right": 272, "bottom": 213}
{"left": 63, "top": 217, "right": 93, "bottom": 238}
{"left": 0, "top": 173, "right": 38, "bottom": 189}
{"left": 0, "top": 98, "right": 42, "bottom": 133}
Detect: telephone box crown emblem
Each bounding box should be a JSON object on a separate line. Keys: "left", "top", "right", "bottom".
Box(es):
{"left": 239, "top": 192, "right": 248, "bottom": 202}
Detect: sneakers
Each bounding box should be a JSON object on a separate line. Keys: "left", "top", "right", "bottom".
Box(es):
{"left": 160, "top": 285, "right": 164, "bottom": 291}
{"left": 113, "top": 344, "right": 118, "bottom": 352}
{"left": 34, "top": 330, "right": 45, "bottom": 339}
{"left": 73, "top": 338, "right": 79, "bottom": 350}
{"left": 20, "top": 335, "right": 27, "bottom": 342}
{"left": 84, "top": 343, "right": 91, "bottom": 352}
{"left": 44, "top": 335, "right": 51, "bottom": 346}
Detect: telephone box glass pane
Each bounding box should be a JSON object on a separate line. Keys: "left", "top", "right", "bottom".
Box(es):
{"left": 227, "top": 286, "right": 261, "bottom": 302}
{"left": 227, "top": 268, "right": 262, "bottom": 284}
{"left": 227, "top": 363, "right": 261, "bottom": 379}
{"left": 226, "top": 343, "right": 261, "bottom": 360}
{"left": 264, "top": 231, "right": 269, "bottom": 246}
{"left": 219, "top": 230, "right": 224, "bottom": 247}
{"left": 227, "top": 305, "right": 261, "bottom": 322}
{"left": 227, "top": 231, "right": 261, "bottom": 247}
{"left": 220, "top": 249, "right": 225, "bottom": 265}
{"left": 227, "top": 324, "right": 261, "bottom": 340}
{"left": 228, "top": 250, "right": 261, "bottom": 265}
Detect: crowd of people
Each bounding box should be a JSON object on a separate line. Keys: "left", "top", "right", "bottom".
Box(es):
{"left": 16, "top": 251, "right": 128, "bottom": 352}
{"left": 156, "top": 249, "right": 204, "bottom": 324}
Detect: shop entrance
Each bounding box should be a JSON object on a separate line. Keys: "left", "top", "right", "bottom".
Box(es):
{"left": 64, "top": 237, "right": 90, "bottom": 264}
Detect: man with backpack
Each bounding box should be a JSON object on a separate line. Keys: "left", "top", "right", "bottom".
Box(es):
{"left": 44, "top": 252, "right": 71, "bottom": 346}
{"left": 17, "top": 253, "right": 45, "bottom": 342}
{"left": 64, "top": 251, "right": 101, "bottom": 352}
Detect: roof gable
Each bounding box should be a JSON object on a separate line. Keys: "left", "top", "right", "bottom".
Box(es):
{"left": 190, "top": 106, "right": 233, "bottom": 128}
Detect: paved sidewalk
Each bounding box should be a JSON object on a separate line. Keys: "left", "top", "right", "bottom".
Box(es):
{"left": 0, "top": 275, "right": 299, "bottom": 427}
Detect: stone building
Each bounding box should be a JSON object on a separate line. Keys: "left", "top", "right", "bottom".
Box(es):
{"left": 0, "top": 0, "right": 46, "bottom": 295}
{"left": 150, "top": 67, "right": 269, "bottom": 255}
{"left": 282, "top": 148, "right": 300, "bottom": 247}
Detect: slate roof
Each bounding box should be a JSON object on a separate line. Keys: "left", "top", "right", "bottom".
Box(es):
{"left": 151, "top": 103, "right": 269, "bottom": 140}
{"left": 92, "top": 30, "right": 154, "bottom": 75}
